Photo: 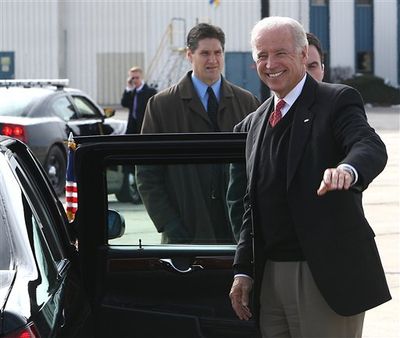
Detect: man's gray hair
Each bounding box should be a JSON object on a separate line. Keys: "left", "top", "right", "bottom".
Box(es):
{"left": 250, "top": 16, "right": 308, "bottom": 60}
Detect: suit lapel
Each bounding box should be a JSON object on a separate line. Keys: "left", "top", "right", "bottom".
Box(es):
{"left": 248, "top": 97, "right": 273, "bottom": 196}
{"left": 218, "top": 79, "right": 234, "bottom": 114}
{"left": 179, "top": 72, "right": 212, "bottom": 125}
{"left": 286, "top": 76, "right": 317, "bottom": 189}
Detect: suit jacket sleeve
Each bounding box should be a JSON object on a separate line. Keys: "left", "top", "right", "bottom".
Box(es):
{"left": 121, "top": 89, "right": 134, "bottom": 109}
{"left": 330, "top": 86, "right": 387, "bottom": 190}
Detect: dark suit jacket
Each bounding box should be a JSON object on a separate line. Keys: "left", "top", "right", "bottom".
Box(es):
{"left": 121, "top": 83, "right": 157, "bottom": 134}
{"left": 234, "top": 74, "right": 391, "bottom": 316}
{"left": 137, "top": 71, "right": 260, "bottom": 243}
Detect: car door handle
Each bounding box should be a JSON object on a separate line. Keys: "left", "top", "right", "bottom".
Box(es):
{"left": 159, "top": 258, "right": 204, "bottom": 274}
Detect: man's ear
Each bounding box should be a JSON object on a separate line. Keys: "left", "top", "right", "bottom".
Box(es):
{"left": 302, "top": 45, "right": 309, "bottom": 61}
{"left": 186, "top": 48, "right": 192, "bottom": 63}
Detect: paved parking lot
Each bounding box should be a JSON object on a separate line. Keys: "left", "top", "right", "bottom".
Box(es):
{"left": 360, "top": 107, "right": 399, "bottom": 337}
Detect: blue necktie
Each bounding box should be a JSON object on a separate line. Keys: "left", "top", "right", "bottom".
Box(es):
{"left": 133, "top": 89, "right": 138, "bottom": 119}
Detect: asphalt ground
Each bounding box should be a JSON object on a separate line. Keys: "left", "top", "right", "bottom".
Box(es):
{"left": 359, "top": 106, "right": 399, "bottom": 338}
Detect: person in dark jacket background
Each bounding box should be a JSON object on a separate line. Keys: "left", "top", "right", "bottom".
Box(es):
{"left": 121, "top": 66, "right": 157, "bottom": 134}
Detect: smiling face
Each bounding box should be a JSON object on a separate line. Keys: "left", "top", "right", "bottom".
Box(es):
{"left": 187, "top": 38, "right": 224, "bottom": 86}
{"left": 307, "top": 44, "right": 325, "bottom": 81}
{"left": 253, "top": 26, "right": 307, "bottom": 98}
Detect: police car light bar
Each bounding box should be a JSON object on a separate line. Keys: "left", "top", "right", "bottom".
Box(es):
{"left": 0, "top": 79, "right": 69, "bottom": 89}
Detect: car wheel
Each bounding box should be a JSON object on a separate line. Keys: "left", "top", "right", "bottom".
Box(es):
{"left": 115, "top": 170, "right": 141, "bottom": 204}
{"left": 45, "top": 146, "right": 66, "bottom": 196}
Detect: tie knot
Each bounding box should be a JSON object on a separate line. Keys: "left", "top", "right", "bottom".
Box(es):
{"left": 276, "top": 99, "right": 286, "bottom": 112}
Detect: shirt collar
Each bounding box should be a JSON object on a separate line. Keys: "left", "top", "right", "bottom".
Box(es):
{"left": 135, "top": 81, "right": 145, "bottom": 92}
{"left": 274, "top": 74, "right": 307, "bottom": 115}
{"left": 191, "top": 73, "right": 222, "bottom": 101}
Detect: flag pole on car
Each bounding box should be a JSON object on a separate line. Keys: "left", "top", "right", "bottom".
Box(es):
{"left": 65, "top": 132, "right": 78, "bottom": 222}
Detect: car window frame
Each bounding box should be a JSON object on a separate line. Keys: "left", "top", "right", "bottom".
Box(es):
{"left": 5, "top": 140, "right": 74, "bottom": 265}
{"left": 70, "top": 94, "right": 104, "bottom": 120}
{"left": 48, "top": 93, "right": 79, "bottom": 121}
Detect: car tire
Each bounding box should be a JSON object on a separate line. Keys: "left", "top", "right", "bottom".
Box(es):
{"left": 45, "top": 146, "right": 66, "bottom": 196}
{"left": 115, "top": 170, "right": 141, "bottom": 204}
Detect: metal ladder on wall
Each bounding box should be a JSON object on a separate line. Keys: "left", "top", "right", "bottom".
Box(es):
{"left": 146, "top": 18, "right": 191, "bottom": 91}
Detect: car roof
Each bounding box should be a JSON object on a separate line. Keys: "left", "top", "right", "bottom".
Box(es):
{"left": 0, "top": 80, "right": 85, "bottom": 117}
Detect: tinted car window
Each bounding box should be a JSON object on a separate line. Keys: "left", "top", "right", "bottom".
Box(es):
{"left": 51, "top": 96, "right": 77, "bottom": 121}
{"left": 3, "top": 153, "right": 61, "bottom": 307}
{"left": 72, "top": 96, "right": 102, "bottom": 119}
{"left": 107, "top": 161, "right": 240, "bottom": 245}
{"left": 11, "top": 150, "right": 66, "bottom": 262}
{"left": 0, "top": 190, "right": 14, "bottom": 271}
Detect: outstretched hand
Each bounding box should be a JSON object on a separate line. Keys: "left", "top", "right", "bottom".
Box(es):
{"left": 317, "top": 167, "right": 353, "bottom": 196}
{"left": 229, "top": 276, "right": 253, "bottom": 320}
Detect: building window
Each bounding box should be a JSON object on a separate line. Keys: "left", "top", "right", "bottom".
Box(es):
{"left": 355, "top": 0, "right": 373, "bottom": 74}
{"left": 357, "top": 52, "right": 373, "bottom": 73}
{"left": 355, "top": 0, "right": 372, "bottom": 5}
{"left": 311, "top": 0, "right": 328, "bottom": 5}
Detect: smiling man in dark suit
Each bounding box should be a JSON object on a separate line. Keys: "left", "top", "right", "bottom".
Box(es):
{"left": 229, "top": 16, "right": 391, "bottom": 338}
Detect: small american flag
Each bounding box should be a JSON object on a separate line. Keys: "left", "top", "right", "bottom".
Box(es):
{"left": 65, "top": 133, "right": 77, "bottom": 222}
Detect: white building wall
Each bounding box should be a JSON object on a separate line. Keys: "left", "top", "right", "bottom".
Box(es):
{"left": 374, "top": 0, "right": 398, "bottom": 87}
{"left": 330, "top": 1, "right": 355, "bottom": 78}
{"left": 62, "top": 0, "right": 260, "bottom": 104}
{"left": 1, "top": 0, "right": 398, "bottom": 103}
{"left": 0, "top": 1, "right": 59, "bottom": 79}
{"left": 269, "top": 0, "right": 310, "bottom": 30}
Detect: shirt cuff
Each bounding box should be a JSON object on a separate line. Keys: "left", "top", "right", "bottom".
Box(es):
{"left": 234, "top": 274, "right": 253, "bottom": 281}
{"left": 337, "top": 163, "right": 358, "bottom": 185}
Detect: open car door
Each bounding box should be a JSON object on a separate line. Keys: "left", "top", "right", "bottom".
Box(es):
{"left": 74, "top": 133, "right": 259, "bottom": 338}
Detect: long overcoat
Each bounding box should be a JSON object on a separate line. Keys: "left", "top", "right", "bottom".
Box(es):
{"left": 137, "top": 71, "right": 260, "bottom": 243}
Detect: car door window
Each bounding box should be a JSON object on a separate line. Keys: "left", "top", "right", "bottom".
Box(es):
{"left": 1, "top": 153, "right": 59, "bottom": 310}
{"left": 10, "top": 150, "right": 67, "bottom": 263}
{"left": 76, "top": 134, "right": 257, "bottom": 337}
{"left": 51, "top": 96, "right": 77, "bottom": 121}
{"left": 106, "top": 161, "right": 244, "bottom": 246}
{"left": 72, "top": 96, "right": 102, "bottom": 119}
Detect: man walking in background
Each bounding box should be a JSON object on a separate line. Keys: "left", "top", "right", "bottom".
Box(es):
{"left": 121, "top": 66, "right": 157, "bottom": 134}
{"left": 119, "top": 67, "right": 157, "bottom": 203}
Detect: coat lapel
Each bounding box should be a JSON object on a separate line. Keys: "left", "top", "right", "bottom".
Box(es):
{"left": 286, "top": 75, "right": 317, "bottom": 189}
{"left": 178, "top": 73, "right": 208, "bottom": 122}
{"left": 218, "top": 80, "right": 234, "bottom": 114}
{"left": 248, "top": 97, "right": 273, "bottom": 196}
{"left": 179, "top": 72, "right": 237, "bottom": 129}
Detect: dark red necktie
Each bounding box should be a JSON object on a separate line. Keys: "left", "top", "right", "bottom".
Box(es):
{"left": 269, "top": 99, "right": 286, "bottom": 127}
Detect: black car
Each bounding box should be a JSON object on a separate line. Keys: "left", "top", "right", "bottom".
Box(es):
{"left": 0, "top": 132, "right": 259, "bottom": 338}
{"left": 0, "top": 80, "right": 126, "bottom": 196}
{"left": 0, "top": 135, "right": 124, "bottom": 338}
